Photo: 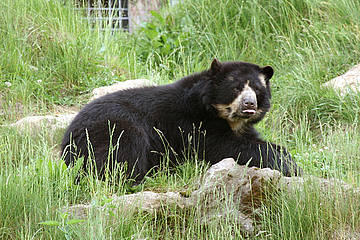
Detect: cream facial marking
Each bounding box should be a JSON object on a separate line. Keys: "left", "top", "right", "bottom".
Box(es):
{"left": 228, "top": 119, "right": 247, "bottom": 134}
{"left": 258, "top": 74, "right": 267, "bottom": 87}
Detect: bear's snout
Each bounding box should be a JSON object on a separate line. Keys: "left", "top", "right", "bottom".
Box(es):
{"left": 238, "top": 86, "right": 257, "bottom": 115}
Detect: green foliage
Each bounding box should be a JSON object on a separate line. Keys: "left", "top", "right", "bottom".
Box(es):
{"left": 39, "top": 212, "right": 85, "bottom": 240}
{"left": 259, "top": 180, "right": 360, "bottom": 240}
{"left": 134, "top": 10, "right": 193, "bottom": 76}
{"left": 0, "top": 0, "right": 360, "bottom": 239}
{"left": 0, "top": 0, "right": 137, "bottom": 115}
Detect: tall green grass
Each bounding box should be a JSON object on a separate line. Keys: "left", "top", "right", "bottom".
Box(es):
{"left": 0, "top": 0, "right": 360, "bottom": 239}
{"left": 0, "top": 0, "right": 140, "bottom": 123}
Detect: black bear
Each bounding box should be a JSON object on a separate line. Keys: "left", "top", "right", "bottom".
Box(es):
{"left": 61, "top": 59, "right": 301, "bottom": 181}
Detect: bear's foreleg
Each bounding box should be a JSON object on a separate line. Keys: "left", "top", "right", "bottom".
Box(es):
{"left": 237, "top": 142, "right": 302, "bottom": 176}
{"left": 204, "top": 136, "right": 301, "bottom": 176}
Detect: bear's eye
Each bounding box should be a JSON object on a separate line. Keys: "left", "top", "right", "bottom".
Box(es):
{"left": 225, "top": 107, "right": 232, "bottom": 112}
{"left": 251, "top": 87, "right": 258, "bottom": 93}
{"left": 250, "top": 85, "right": 261, "bottom": 94}
{"left": 234, "top": 87, "right": 241, "bottom": 92}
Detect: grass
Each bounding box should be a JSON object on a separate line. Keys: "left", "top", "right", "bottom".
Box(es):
{"left": 0, "top": 0, "right": 360, "bottom": 239}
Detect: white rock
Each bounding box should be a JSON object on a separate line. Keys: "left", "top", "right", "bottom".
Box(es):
{"left": 323, "top": 64, "right": 360, "bottom": 95}
{"left": 9, "top": 114, "right": 76, "bottom": 131}
{"left": 64, "top": 159, "right": 283, "bottom": 236}
{"left": 63, "top": 158, "right": 360, "bottom": 237}
{"left": 90, "top": 79, "right": 155, "bottom": 101}
{"left": 107, "top": 191, "right": 185, "bottom": 214}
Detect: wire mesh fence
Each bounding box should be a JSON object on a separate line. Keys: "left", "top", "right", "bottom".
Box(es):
{"left": 75, "top": 0, "right": 129, "bottom": 32}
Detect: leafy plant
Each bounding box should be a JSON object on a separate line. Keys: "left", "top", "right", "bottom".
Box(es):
{"left": 135, "top": 10, "right": 192, "bottom": 68}
{"left": 39, "top": 212, "right": 85, "bottom": 240}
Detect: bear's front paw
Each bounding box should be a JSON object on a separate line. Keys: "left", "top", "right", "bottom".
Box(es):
{"left": 273, "top": 150, "right": 302, "bottom": 177}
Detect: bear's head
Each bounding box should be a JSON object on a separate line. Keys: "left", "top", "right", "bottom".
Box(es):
{"left": 203, "top": 59, "right": 274, "bottom": 133}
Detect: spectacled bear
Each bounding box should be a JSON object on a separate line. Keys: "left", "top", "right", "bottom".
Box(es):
{"left": 61, "top": 59, "right": 301, "bottom": 181}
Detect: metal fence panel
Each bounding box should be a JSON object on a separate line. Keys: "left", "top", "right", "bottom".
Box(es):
{"left": 76, "top": 0, "right": 129, "bottom": 31}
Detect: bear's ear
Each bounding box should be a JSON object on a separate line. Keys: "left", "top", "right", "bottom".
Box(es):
{"left": 210, "top": 58, "right": 222, "bottom": 73}
{"left": 260, "top": 66, "right": 274, "bottom": 81}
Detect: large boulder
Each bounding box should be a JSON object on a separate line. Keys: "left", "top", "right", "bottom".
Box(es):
{"left": 65, "top": 158, "right": 270, "bottom": 235}
{"left": 323, "top": 64, "right": 360, "bottom": 95}
{"left": 189, "top": 158, "right": 282, "bottom": 234}
{"left": 90, "top": 79, "right": 155, "bottom": 101}
{"left": 8, "top": 114, "right": 76, "bottom": 131}
{"left": 64, "top": 158, "right": 359, "bottom": 236}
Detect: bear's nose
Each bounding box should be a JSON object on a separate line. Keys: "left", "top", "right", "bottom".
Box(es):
{"left": 242, "top": 97, "right": 257, "bottom": 109}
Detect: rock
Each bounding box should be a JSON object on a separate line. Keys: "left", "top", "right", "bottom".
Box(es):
{"left": 190, "top": 158, "right": 281, "bottom": 235}
{"left": 62, "top": 158, "right": 360, "bottom": 237}
{"left": 64, "top": 191, "right": 185, "bottom": 215}
{"left": 6, "top": 79, "right": 155, "bottom": 132}
{"left": 330, "top": 226, "right": 360, "bottom": 240}
{"left": 323, "top": 64, "right": 360, "bottom": 95}
{"left": 8, "top": 114, "right": 76, "bottom": 131}
{"left": 105, "top": 191, "right": 186, "bottom": 214}
{"left": 65, "top": 204, "right": 91, "bottom": 219}
{"left": 90, "top": 79, "right": 155, "bottom": 101}
{"left": 191, "top": 158, "right": 281, "bottom": 209}
{"left": 279, "top": 175, "right": 359, "bottom": 195}
{"left": 64, "top": 159, "right": 283, "bottom": 236}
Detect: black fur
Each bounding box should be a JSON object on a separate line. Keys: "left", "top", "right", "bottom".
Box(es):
{"left": 61, "top": 60, "right": 301, "bottom": 181}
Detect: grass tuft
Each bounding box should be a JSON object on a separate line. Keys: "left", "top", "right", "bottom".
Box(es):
{"left": 0, "top": 0, "right": 360, "bottom": 238}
